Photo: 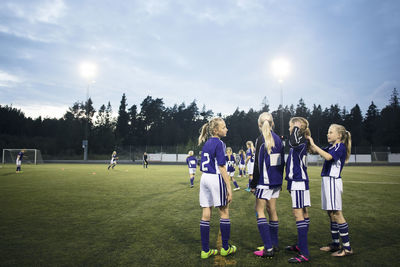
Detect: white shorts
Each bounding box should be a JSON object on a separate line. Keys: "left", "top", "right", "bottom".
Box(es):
{"left": 321, "top": 176, "right": 343, "bottom": 210}
{"left": 290, "top": 190, "right": 311, "bottom": 209}
{"left": 239, "top": 163, "right": 245, "bottom": 169}
{"left": 110, "top": 159, "right": 116, "bottom": 164}
{"left": 199, "top": 173, "right": 227, "bottom": 208}
{"left": 254, "top": 186, "right": 281, "bottom": 200}
{"left": 189, "top": 168, "right": 196, "bottom": 175}
{"left": 227, "top": 172, "right": 235, "bottom": 177}
{"left": 247, "top": 162, "right": 254, "bottom": 175}
{"left": 16, "top": 159, "right": 21, "bottom": 166}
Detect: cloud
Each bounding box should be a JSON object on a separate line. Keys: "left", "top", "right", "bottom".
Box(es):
{"left": 0, "top": 70, "right": 22, "bottom": 86}
{"left": 5, "top": 0, "right": 66, "bottom": 24}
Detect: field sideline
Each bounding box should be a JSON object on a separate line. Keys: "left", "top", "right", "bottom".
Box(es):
{"left": 1, "top": 164, "right": 399, "bottom": 266}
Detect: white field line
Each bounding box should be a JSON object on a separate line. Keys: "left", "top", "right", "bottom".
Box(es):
{"left": 309, "top": 179, "right": 400, "bottom": 185}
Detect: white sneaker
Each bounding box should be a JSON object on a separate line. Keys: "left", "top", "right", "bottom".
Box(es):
{"left": 234, "top": 187, "right": 240, "bottom": 191}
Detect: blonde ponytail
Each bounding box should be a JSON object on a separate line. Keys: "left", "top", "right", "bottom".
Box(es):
{"left": 258, "top": 112, "right": 275, "bottom": 154}
{"left": 198, "top": 118, "right": 224, "bottom": 145}
{"left": 344, "top": 130, "right": 352, "bottom": 163}
{"left": 330, "top": 124, "right": 352, "bottom": 163}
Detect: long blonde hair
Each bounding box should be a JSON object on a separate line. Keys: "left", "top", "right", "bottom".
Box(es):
{"left": 246, "top": 141, "right": 255, "bottom": 152}
{"left": 198, "top": 117, "right": 224, "bottom": 145}
{"left": 330, "top": 124, "right": 352, "bottom": 163}
{"left": 258, "top": 112, "right": 275, "bottom": 154}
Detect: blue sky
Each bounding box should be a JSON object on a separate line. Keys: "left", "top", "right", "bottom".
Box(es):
{"left": 0, "top": 0, "right": 399, "bottom": 119}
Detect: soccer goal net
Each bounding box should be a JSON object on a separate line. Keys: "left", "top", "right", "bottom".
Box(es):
{"left": 2, "top": 149, "right": 44, "bottom": 165}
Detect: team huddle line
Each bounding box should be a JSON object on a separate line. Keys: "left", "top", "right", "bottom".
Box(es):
{"left": 194, "top": 113, "right": 354, "bottom": 263}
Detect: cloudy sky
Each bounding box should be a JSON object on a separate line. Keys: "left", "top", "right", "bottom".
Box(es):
{"left": 0, "top": 0, "right": 399, "bottom": 119}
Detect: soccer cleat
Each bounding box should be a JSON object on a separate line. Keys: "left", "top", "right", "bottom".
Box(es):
{"left": 201, "top": 249, "right": 218, "bottom": 259}
{"left": 233, "top": 187, "right": 240, "bottom": 191}
{"left": 331, "top": 248, "right": 354, "bottom": 257}
{"left": 220, "top": 244, "right": 237, "bottom": 256}
{"left": 320, "top": 243, "right": 340, "bottom": 252}
{"left": 285, "top": 244, "right": 300, "bottom": 253}
{"left": 254, "top": 248, "right": 274, "bottom": 258}
{"left": 245, "top": 188, "right": 251, "bottom": 192}
{"left": 288, "top": 254, "right": 310, "bottom": 263}
{"left": 257, "top": 245, "right": 279, "bottom": 252}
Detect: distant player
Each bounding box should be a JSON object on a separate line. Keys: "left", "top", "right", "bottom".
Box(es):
{"left": 198, "top": 118, "right": 237, "bottom": 259}
{"left": 186, "top": 151, "right": 198, "bottom": 188}
{"left": 238, "top": 149, "right": 246, "bottom": 177}
{"left": 285, "top": 117, "right": 312, "bottom": 263}
{"left": 143, "top": 152, "right": 148, "bottom": 168}
{"left": 251, "top": 112, "right": 285, "bottom": 258}
{"left": 107, "top": 151, "right": 118, "bottom": 170}
{"left": 226, "top": 147, "right": 240, "bottom": 191}
{"left": 16, "top": 149, "right": 25, "bottom": 173}
{"left": 307, "top": 124, "right": 354, "bottom": 257}
{"left": 245, "top": 141, "right": 255, "bottom": 191}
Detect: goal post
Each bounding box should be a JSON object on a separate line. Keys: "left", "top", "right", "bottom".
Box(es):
{"left": 2, "top": 149, "right": 43, "bottom": 165}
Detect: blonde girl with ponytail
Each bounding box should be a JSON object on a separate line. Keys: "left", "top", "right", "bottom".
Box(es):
{"left": 198, "top": 118, "right": 237, "bottom": 259}
{"left": 250, "top": 112, "right": 285, "bottom": 258}
{"left": 285, "top": 117, "right": 312, "bottom": 263}
{"left": 307, "top": 124, "right": 354, "bottom": 257}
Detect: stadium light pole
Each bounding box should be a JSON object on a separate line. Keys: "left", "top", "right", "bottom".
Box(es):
{"left": 272, "top": 58, "right": 290, "bottom": 138}
{"left": 80, "top": 62, "right": 97, "bottom": 161}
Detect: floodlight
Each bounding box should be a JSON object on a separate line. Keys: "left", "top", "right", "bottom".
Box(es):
{"left": 80, "top": 62, "right": 97, "bottom": 80}
{"left": 271, "top": 58, "right": 290, "bottom": 80}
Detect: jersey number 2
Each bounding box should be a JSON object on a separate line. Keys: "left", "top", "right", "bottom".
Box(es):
{"left": 202, "top": 153, "right": 210, "bottom": 171}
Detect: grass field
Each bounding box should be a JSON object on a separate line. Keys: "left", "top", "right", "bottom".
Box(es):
{"left": 1, "top": 164, "right": 400, "bottom": 266}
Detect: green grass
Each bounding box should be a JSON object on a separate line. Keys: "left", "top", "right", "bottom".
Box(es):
{"left": 1, "top": 164, "right": 399, "bottom": 266}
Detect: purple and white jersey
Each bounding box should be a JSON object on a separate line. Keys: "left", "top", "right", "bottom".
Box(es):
{"left": 285, "top": 127, "right": 309, "bottom": 190}
{"left": 246, "top": 148, "right": 255, "bottom": 163}
{"left": 17, "top": 151, "right": 24, "bottom": 161}
{"left": 321, "top": 143, "right": 347, "bottom": 178}
{"left": 240, "top": 153, "right": 245, "bottom": 164}
{"left": 186, "top": 156, "right": 198, "bottom": 168}
{"left": 225, "top": 155, "right": 235, "bottom": 172}
{"left": 200, "top": 137, "right": 226, "bottom": 174}
{"left": 258, "top": 132, "right": 285, "bottom": 188}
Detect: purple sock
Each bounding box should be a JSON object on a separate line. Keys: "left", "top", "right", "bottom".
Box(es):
{"left": 200, "top": 220, "right": 210, "bottom": 252}
{"left": 296, "top": 220, "right": 309, "bottom": 256}
{"left": 304, "top": 217, "right": 310, "bottom": 233}
{"left": 248, "top": 178, "right": 251, "bottom": 186}
{"left": 331, "top": 221, "right": 340, "bottom": 245}
{"left": 239, "top": 170, "right": 242, "bottom": 176}
{"left": 190, "top": 177, "right": 194, "bottom": 186}
{"left": 220, "top": 219, "right": 231, "bottom": 250}
{"left": 269, "top": 220, "right": 279, "bottom": 247}
{"left": 257, "top": 218, "right": 272, "bottom": 249}
{"left": 233, "top": 181, "right": 239, "bottom": 188}
{"left": 338, "top": 223, "right": 351, "bottom": 251}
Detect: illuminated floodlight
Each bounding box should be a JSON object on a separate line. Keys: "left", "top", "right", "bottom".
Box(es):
{"left": 271, "top": 58, "right": 290, "bottom": 82}
{"left": 80, "top": 62, "right": 97, "bottom": 80}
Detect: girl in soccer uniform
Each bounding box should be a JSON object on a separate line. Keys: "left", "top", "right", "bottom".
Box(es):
{"left": 225, "top": 147, "right": 240, "bottom": 191}
{"left": 238, "top": 149, "right": 246, "bottom": 177}
{"left": 245, "top": 141, "right": 255, "bottom": 191}
{"left": 250, "top": 112, "right": 285, "bottom": 258}
{"left": 107, "top": 151, "right": 118, "bottom": 170}
{"left": 285, "top": 117, "right": 311, "bottom": 263}
{"left": 307, "top": 124, "right": 354, "bottom": 257}
{"left": 186, "top": 151, "right": 198, "bottom": 188}
{"left": 198, "top": 118, "right": 237, "bottom": 259}
{"left": 16, "top": 150, "right": 24, "bottom": 173}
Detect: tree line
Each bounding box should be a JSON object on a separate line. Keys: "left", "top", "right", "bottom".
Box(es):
{"left": 1, "top": 88, "right": 399, "bottom": 158}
